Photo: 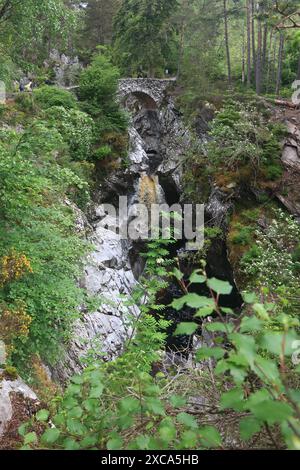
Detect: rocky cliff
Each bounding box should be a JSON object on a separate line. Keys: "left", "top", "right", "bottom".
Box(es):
{"left": 52, "top": 79, "right": 191, "bottom": 382}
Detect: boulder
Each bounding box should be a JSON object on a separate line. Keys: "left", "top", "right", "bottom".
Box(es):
{"left": 0, "top": 371, "right": 39, "bottom": 449}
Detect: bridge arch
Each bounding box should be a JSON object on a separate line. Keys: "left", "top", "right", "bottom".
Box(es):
{"left": 117, "top": 78, "right": 176, "bottom": 109}
{"left": 122, "top": 90, "right": 158, "bottom": 111}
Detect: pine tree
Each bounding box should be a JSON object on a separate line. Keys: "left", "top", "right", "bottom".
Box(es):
{"left": 83, "top": 0, "right": 121, "bottom": 52}
{"left": 113, "top": 0, "right": 178, "bottom": 77}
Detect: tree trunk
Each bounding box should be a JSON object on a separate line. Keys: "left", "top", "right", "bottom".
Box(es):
{"left": 256, "top": 16, "right": 262, "bottom": 94}
{"left": 276, "top": 32, "right": 285, "bottom": 97}
{"left": 266, "top": 28, "right": 274, "bottom": 92}
{"left": 272, "top": 34, "right": 278, "bottom": 88}
{"left": 261, "top": 22, "right": 268, "bottom": 88}
{"left": 242, "top": 26, "right": 246, "bottom": 84}
{"left": 251, "top": 0, "right": 256, "bottom": 78}
{"left": 223, "top": 0, "right": 231, "bottom": 84}
{"left": 177, "top": 19, "right": 186, "bottom": 79}
{"left": 247, "top": 0, "right": 251, "bottom": 86}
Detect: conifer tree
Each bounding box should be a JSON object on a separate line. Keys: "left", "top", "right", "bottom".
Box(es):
{"left": 113, "top": 0, "right": 178, "bottom": 77}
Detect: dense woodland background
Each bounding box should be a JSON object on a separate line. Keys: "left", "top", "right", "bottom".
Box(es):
{"left": 1, "top": 0, "right": 300, "bottom": 451}
{"left": 1, "top": 1, "right": 300, "bottom": 98}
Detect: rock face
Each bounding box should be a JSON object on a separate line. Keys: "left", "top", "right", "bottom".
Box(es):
{"left": 128, "top": 127, "right": 149, "bottom": 174}
{"left": 52, "top": 78, "right": 191, "bottom": 383}
{"left": 45, "top": 49, "right": 82, "bottom": 87}
{"left": 276, "top": 112, "right": 300, "bottom": 221}
{"left": 205, "top": 188, "right": 243, "bottom": 309}
{"left": 51, "top": 211, "right": 139, "bottom": 383}
{"left": 206, "top": 188, "right": 233, "bottom": 230}
{"left": 0, "top": 372, "right": 39, "bottom": 446}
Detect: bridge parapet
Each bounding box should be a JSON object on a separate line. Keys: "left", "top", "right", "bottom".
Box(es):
{"left": 117, "top": 78, "right": 176, "bottom": 108}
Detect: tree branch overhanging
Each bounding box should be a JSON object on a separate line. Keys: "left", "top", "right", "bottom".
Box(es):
{"left": 274, "top": 1, "right": 300, "bottom": 30}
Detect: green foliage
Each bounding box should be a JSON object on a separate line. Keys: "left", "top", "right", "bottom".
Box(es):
{"left": 14, "top": 93, "right": 37, "bottom": 114}
{"left": 292, "top": 245, "right": 300, "bottom": 274}
{"left": 207, "top": 101, "right": 283, "bottom": 177}
{"left": 93, "top": 145, "right": 112, "bottom": 160}
{"left": 241, "top": 209, "right": 300, "bottom": 290}
{"left": 175, "top": 275, "right": 300, "bottom": 450}
{"left": 0, "top": 1, "right": 79, "bottom": 70}
{"left": 175, "top": 0, "right": 225, "bottom": 110}
{"left": 33, "top": 86, "right": 78, "bottom": 110}
{"left": 79, "top": 54, "right": 126, "bottom": 131}
{"left": 231, "top": 224, "right": 254, "bottom": 246}
{"left": 47, "top": 106, "right": 95, "bottom": 161}
{"left": 0, "top": 123, "right": 90, "bottom": 370}
{"left": 78, "top": 54, "right": 128, "bottom": 162}
{"left": 113, "top": 0, "right": 179, "bottom": 76}
{"left": 0, "top": 54, "right": 19, "bottom": 88}
{"left": 241, "top": 244, "right": 262, "bottom": 265}
{"left": 183, "top": 101, "right": 284, "bottom": 207}
{"left": 20, "top": 268, "right": 300, "bottom": 450}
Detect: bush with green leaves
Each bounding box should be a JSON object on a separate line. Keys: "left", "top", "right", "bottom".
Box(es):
{"left": 292, "top": 245, "right": 300, "bottom": 275}
{"left": 241, "top": 209, "right": 300, "bottom": 291}
{"left": 231, "top": 224, "right": 254, "bottom": 246}
{"left": 19, "top": 257, "right": 300, "bottom": 450}
{"left": 14, "top": 93, "right": 37, "bottom": 114}
{"left": 79, "top": 54, "right": 127, "bottom": 132}
{"left": 33, "top": 86, "right": 78, "bottom": 110}
{"left": 0, "top": 54, "right": 19, "bottom": 89}
{"left": 206, "top": 101, "right": 284, "bottom": 179}
{"left": 78, "top": 54, "right": 128, "bottom": 165}
{"left": 47, "top": 106, "right": 95, "bottom": 161}
{"left": 183, "top": 102, "right": 284, "bottom": 206}
{"left": 171, "top": 275, "right": 300, "bottom": 450}
{"left": 0, "top": 125, "right": 90, "bottom": 371}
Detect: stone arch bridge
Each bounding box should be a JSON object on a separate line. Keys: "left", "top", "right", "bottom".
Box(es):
{"left": 117, "top": 77, "right": 176, "bottom": 109}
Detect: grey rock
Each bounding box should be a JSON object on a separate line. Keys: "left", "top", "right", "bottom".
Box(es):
{"left": 52, "top": 78, "right": 193, "bottom": 382}
{"left": 128, "top": 127, "right": 149, "bottom": 173}
{"left": 206, "top": 187, "right": 233, "bottom": 229}
{"left": 0, "top": 373, "right": 38, "bottom": 437}
{"left": 282, "top": 145, "right": 300, "bottom": 168}
{"left": 47, "top": 49, "right": 82, "bottom": 88}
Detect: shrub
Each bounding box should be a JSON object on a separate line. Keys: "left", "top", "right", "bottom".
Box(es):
{"left": 205, "top": 101, "right": 284, "bottom": 186}
{"left": 79, "top": 55, "right": 127, "bottom": 133}
{"left": 0, "top": 128, "right": 90, "bottom": 370}
{"left": 93, "top": 144, "right": 112, "bottom": 160}
{"left": 241, "top": 244, "right": 262, "bottom": 267}
{"left": 14, "top": 94, "right": 37, "bottom": 114}
{"left": 0, "top": 55, "right": 18, "bottom": 89}
{"left": 33, "top": 86, "right": 78, "bottom": 110}
{"left": 241, "top": 209, "right": 300, "bottom": 290}
{"left": 292, "top": 245, "right": 300, "bottom": 274}
{"left": 292, "top": 244, "right": 300, "bottom": 263}
{"left": 19, "top": 272, "right": 300, "bottom": 450}
{"left": 231, "top": 225, "right": 253, "bottom": 246}
{"left": 263, "top": 163, "right": 283, "bottom": 181}
{"left": 47, "top": 106, "right": 94, "bottom": 161}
